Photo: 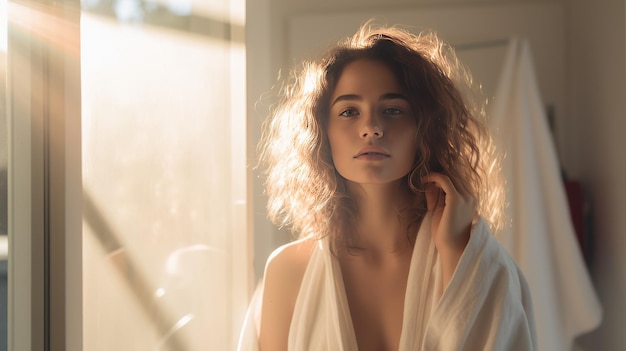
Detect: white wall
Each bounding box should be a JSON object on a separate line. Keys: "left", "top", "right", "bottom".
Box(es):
{"left": 568, "top": 0, "right": 626, "bottom": 349}
{"left": 246, "top": 0, "right": 282, "bottom": 280}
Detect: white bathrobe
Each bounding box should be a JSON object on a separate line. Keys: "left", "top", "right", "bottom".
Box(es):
{"left": 238, "top": 215, "right": 537, "bottom": 350}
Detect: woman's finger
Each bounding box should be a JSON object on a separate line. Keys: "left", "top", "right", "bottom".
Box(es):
{"left": 422, "top": 172, "right": 467, "bottom": 204}
{"left": 424, "top": 182, "right": 445, "bottom": 211}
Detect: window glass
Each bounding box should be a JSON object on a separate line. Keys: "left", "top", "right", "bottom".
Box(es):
{"left": 81, "top": 1, "right": 248, "bottom": 349}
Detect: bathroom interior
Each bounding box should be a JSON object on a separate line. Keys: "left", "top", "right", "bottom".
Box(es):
{"left": 1, "top": 0, "right": 625, "bottom": 350}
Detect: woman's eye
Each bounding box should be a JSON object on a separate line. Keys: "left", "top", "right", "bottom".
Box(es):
{"left": 383, "top": 107, "right": 403, "bottom": 116}
{"left": 339, "top": 108, "right": 359, "bottom": 117}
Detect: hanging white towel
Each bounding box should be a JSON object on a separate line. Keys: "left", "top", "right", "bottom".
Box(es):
{"left": 488, "top": 37, "right": 602, "bottom": 351}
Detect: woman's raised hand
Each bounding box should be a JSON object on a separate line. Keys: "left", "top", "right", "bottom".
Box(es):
{"left": 422, "top": 173, "right": 477, "bottom": 261}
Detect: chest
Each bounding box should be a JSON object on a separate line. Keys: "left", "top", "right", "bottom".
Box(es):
{"left": 339, "top": 256, "right": 411, "bottom": 351}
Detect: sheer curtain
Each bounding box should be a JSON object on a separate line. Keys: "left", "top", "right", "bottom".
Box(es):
{"left": 81, "top": 1, "right": 249, "bottom": 349}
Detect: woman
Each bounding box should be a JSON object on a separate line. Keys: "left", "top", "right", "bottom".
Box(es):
{"left": 240, "top": 23, "right": 537, "bottom": 351}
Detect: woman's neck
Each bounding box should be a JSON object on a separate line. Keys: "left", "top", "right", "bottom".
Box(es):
{"left": 346, "top": 181, "right": 414, "bottom": 255}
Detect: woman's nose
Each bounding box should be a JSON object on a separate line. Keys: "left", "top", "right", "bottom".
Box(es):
{"left": 360, "top": 115, "right": 383, "bottom": 138}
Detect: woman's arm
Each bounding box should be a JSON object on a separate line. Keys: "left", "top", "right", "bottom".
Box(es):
{"left": 422, "top": 218, "right": 537, "bottom": 350}
{"left": 422, "top": 172, "right": 476, "bottom": 289}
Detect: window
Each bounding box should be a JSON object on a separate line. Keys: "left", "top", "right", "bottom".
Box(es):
{"left": 7, "top": 1, "right": 250, "bottom": 349}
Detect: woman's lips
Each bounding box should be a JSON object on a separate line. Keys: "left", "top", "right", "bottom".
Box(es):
{"left": 354, "top": 151, "right": 390, "bottom": 161}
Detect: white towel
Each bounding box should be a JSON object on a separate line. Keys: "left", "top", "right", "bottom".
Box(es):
{"left": 488, "top": 37, "right": 602, "bottom": 351}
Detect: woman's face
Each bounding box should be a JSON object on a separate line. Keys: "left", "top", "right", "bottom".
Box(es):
{"left": 327, "top": 59, "right": 418, "bottom": 185}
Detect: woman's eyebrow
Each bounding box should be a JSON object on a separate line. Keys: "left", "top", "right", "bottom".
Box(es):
{"left": 380, "top": 93, "right": 409, "bottom": 101}
{"left": 331, "top": 94, "right": 361, "bottom": 107}
{"left": 331, "top": 93, "right": 408, "bottom": 107}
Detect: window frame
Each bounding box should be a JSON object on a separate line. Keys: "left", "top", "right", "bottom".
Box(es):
{"left": 7, "top": 1, "right": 82, "bottom": 350}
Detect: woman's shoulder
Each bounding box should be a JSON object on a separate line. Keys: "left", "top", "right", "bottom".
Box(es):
{"left": 264, "top": 236, "right": 317, "bottom": 284}
{"left": 258, "top": 237, "right": 318, "bottom": 348}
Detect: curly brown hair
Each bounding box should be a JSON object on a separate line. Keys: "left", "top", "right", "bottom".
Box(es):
{"left": 258, "top": 22, "right": 505, "bottom": 250}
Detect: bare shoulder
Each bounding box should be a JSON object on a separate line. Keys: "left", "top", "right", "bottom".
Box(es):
{"left": 262, "top": 237, "right": 316, "bottom": 303}
{"left": 266, "top": 236, "right": 317, "bottom": 273}
{"left": 259, "top": 237, "right": 317, "bottom": 350}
